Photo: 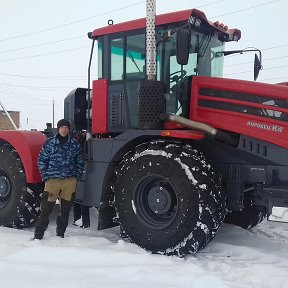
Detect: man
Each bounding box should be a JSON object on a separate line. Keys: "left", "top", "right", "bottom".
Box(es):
{"left": 34, "top": 119, "right": 84, "bottom": 240}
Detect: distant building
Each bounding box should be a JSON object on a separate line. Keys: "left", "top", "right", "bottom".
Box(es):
{"left": 0, "top": 110, "right": 20, "bottom": 130}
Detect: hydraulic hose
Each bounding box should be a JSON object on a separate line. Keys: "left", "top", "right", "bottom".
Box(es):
{"left": 160, "top": 113, "right": 237, "bottom": 145}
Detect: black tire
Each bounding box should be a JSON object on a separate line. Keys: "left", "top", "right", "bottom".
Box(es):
{"left": 224, "top": 198, "right": 267, "bottom": 229}
{"left": 0, "top": 142, "right": 41, "bottom": 228}
{"left": 114, "top": 140, "right": 226, "bottom": 256}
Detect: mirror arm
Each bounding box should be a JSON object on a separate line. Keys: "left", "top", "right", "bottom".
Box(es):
{"left": 216, "top": 47, "right": 262, "bottom": 59}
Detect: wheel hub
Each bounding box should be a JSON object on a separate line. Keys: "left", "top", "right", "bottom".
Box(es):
{"left": 0, "top": 175, "right": 10, "bottom": 198}
{"left": 133, "top": 174, "right": 177, "bottom": 229}
{"left": 148, "top": 186, "right": 172, "bottom": 215}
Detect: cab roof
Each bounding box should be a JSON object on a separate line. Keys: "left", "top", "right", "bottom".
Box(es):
{"left": 91, "top": 8, "right": 241, "bottom": 42}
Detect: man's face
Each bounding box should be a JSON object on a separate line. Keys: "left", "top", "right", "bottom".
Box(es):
{"left": 58, "top": 126, "right": 69, "bottom": 137}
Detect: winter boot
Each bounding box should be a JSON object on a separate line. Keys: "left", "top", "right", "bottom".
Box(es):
{"left": 73, "top": 202, "right": 82, "bottom": 225}
{"left": 73, "top": 203, "right": 90, "bottom": 228}
{"left": 81, "top": 206, "right": 90, "bottom": 228}
{"left": 34, "top": 192, "right": 55, "bottom": 240}
{"left": 56, "top": 198, "right": 73, "bottom": 238}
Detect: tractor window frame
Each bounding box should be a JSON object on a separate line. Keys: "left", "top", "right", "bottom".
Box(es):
{"left": 97, "top": 39, "right": 103, "bottom": 79}
{"left": 108, "top": 29, "right": 146, "bottom": 82}
{"left": 110, "top": 37, "right": 125, "bottom": 81}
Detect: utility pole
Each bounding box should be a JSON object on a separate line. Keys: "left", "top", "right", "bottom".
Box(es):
{"left": 0, "top": 99, "right": 18, "bottom": 130}
{"left": 52, "top": 99, "right": 55, "bottom": 128}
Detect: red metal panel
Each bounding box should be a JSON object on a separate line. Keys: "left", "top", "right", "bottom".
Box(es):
{"left": 277, "top": 82, "right": 288, "bottom": 87}
{"left": 92, "top": 79, "right": 108, "bottom": 134}
{"left": 0, "top": 130, "right": 46, "bottom": 183}
{"left": 197, "top": 95, "right": 288, "bottom": 114}
{"left": 190, "top": 76, "right": 288, "bottom": 148}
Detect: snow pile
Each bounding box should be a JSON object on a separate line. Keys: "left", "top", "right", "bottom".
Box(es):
{"left": 0, "top": 207, "right": 288, "bottom": 288}
{"left": 269, "top": 206, "right": 288, "bottom": 222}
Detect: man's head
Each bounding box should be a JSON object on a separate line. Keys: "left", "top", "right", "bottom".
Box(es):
{"left": 57, "top": 119, "right": 70, "bottom": 137}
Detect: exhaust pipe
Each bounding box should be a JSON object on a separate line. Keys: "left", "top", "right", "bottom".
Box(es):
{"left": 160, "top": 113, "right": 237, "bottom": 145}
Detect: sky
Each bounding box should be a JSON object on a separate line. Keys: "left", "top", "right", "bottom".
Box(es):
{"left": 0, "top": 0, "right": 287, "bottom": 130}
{"left": 0, "top": 207, "right": 288, "bottom": 288}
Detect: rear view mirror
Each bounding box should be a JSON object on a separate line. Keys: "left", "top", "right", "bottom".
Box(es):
{"left": 176, "top": 27, "right": 190, "bottom": 65}
{"left": 254, "top": 54, "right": 262, "bottom": 81}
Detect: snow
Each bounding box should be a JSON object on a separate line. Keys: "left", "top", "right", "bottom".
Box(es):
{"left": 1, "top": 206, "right": 288, "bottom": 288}
{"left": 131, "top": 149, "right": 172, "bottom": 161}
{"left": 174, "top": 157, "right": 198, "bottom": 185}
{"left": 269, "top": 206, "right": 288, "bottom": 222}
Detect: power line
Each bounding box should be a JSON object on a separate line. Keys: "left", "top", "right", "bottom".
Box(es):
{"left": 0, "top": 85, "right": 56, "bottom": 103}
{"left": 195, "top": 0, "right": 225, "bottom": 8}
{"left": 225, "top": 55, "right": 288, "bottom": 68}
{"left": 260, "top": 76, "right": 288, "bottom": 82}
{"left": 262, "top": 44, "right": 288, "bottom": 51}
{"left": 262, "top": 64, "right": 288, "bottom": 71}
{"left": 225, "top": 64, "right": 287, "bottom": 76}
{"left": 0, "top": 0, "right": 228, "bottom": 45}
{"left": 0, "top": 1, "right": 145, "bottom": 42}
{"left": 0, "top": 1, "right": 286, "bottom": 69}
{"left": 0, "top": 73, "right": 86, "bottom": 80}
{"left": 211, "top": 0, "right": 285, "bottom": 19}
{"left": 0, "top": 82, "right": 70, "bottom": 90}
{"left": 0, "top": 0, "right": 226, "bottom": 55}
{"left": 0, "top": 1, "right": 286, "bottom": 63}
{"left": 0, "top": 35, "right": 86, "bottom": 54}
{"left": 0, "top": 46, "right": 89, "bottom": 62}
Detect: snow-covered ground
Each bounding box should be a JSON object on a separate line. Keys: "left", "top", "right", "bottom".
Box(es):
{"left": 0, "top": 206, "right": 288, "bottom": 288}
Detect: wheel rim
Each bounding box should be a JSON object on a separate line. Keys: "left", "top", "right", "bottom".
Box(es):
{"left": 0, "top": 170, "right": 11, "bottom": 208}
{"left": 133, "top": 174, "right": 178, "bottom": 229}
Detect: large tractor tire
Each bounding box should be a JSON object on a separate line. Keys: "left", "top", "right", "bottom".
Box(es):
{"left": 114, "top": 140, "right": 226, "bottom": 256}
{"left": 224, "top": 198, "right": 267, "bottom": 229}
{"left": 0, "top": 142, "right": 41, "bottom": 228}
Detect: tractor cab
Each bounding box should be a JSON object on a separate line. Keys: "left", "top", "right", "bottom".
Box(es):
{"left": 65, "top": 9, "right": 241, "bottom": 134}
{"left": 91, "top": 9, "right": 240, "bottom": 133}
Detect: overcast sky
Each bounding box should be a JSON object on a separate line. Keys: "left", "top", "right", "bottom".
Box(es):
{"left": 0, "top": 0, "right": 287, "bottom": 130}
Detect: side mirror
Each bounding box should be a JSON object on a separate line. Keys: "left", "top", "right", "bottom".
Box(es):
{"left": 176, "top": 27, "right": 190, "bottom": 65}
{"left": 254, "top": 54, "right": 262, "bottom": 81}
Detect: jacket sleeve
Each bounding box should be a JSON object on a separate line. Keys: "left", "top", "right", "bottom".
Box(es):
{"left": 75, "top": 143, "right": 84, "bottom": 181}
{"left": 37, "top": 140, "right": 51, "bottom": 182}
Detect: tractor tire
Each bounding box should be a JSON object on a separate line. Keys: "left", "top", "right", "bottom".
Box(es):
{"left": 224, "top": 200, "right": 267, "bottom": 229}
{"left": 114, "top": 140, "right": 226, "bottom": 256}
{"left": 0, "top": 142, "right": 41, "bottom": 228}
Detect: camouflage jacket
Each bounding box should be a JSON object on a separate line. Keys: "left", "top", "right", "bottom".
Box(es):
{"left": 38, "top": 134, "right": 84, "bottom": 182}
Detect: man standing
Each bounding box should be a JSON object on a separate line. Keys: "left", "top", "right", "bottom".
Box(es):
{"left": 34, "top": 119, "right": 84, "bottom": 240}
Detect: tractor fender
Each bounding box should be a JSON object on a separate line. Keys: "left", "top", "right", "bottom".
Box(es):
{"left": 0, "top": 130, "right": 46, "bottom": 183}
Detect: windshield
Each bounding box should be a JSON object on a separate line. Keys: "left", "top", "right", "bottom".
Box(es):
{"left": 157, "top": 24, "right": 225, "bottom": 116}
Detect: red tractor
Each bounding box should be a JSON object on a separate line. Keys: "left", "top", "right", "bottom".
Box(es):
{"left": 0, "top": 6, "right": 287, "bottom": 257}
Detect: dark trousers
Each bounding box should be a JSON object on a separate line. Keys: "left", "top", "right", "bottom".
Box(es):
{"left": 34, "top": 192, "right": 55, "bottom": 239}
{"left": 73, "top": 202, "right": 90, "bottom": 228}
{"left": 34, "top": 192, "right": 74, "bottom": 239}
